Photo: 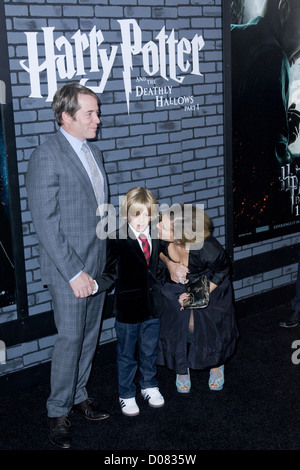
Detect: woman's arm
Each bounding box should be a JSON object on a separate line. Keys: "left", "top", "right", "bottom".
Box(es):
{"left": 200, "top": 237, "right": 230, "bottom": 287}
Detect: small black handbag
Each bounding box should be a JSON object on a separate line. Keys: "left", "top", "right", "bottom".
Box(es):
{"left": 182, "top": 275, "right": 210, "bottom": 309}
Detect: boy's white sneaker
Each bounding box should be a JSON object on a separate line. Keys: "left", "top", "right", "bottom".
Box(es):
{"left": 141, "top": 387, "right": 165, "bottom": 408}
{"left": 119, "top": 397, "right": 140, "bottom": 416}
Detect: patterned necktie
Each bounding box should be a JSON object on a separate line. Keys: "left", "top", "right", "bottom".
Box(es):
{"left": 81, "top": 143, "right": 103, "bottom": 206}
{"left": 139, "top": 234, "right": 150, "bottom": 265}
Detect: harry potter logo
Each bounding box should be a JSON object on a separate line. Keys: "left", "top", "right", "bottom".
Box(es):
{"left": 20, "top": 19, "right": 205, "bottom": 113}
{"left": 280, "top": 163, "right": 300, "bottom": 216}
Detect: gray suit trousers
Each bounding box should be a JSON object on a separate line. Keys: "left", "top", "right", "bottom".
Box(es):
{"left": 47, "top": 281, "right": 105, "bottom": 417}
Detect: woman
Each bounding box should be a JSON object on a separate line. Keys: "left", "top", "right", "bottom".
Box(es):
{"left": 157, "top": 205, "right": 239, "bottom": 393}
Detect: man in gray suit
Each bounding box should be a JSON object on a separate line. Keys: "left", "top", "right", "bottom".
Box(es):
{"left": 26, "top": 83, "right": 109, "bottom": 449}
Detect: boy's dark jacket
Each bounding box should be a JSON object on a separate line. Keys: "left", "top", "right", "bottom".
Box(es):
{"left": 95, "top": 224, "right": 164, "bottom": 323}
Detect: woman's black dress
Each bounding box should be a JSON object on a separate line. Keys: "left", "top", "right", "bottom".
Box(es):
{"left": 157, "top": 236, "right": 239, "bottom": 374}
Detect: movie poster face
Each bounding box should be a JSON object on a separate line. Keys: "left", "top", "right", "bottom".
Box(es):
{"left": 230, "top": 0, "right": 300, "bottom": 246}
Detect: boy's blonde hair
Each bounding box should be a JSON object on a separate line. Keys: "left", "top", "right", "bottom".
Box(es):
{"left": 120, "top": 187, "right": 159, "bottom": 220}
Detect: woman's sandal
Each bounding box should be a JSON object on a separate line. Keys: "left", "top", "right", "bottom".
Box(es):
{"left": 208, "top": 365, "right": 224, "bottom": 391}
{"left": 176, "top": 368, "right": 191, "bottom": 393}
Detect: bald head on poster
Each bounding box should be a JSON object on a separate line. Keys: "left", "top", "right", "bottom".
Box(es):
{"left": 261, "top": 0, "right": 300, "bottom": 65}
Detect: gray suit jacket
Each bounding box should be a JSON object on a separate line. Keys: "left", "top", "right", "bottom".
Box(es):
{"left": 26, "top": 131, "right": 108, "bottom": 285}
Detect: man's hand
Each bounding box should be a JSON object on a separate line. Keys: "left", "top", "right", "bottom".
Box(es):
{"left": 70, "top": 272, "right": 95, "bottom": 298}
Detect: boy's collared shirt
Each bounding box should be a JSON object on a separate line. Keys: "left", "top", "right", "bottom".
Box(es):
{"left": 128, "top": 223, "right": 152, "bottom": 254}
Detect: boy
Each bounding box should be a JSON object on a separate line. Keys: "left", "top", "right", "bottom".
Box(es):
{"left": 95, "top": 187, "right": 165, "bottom": 416}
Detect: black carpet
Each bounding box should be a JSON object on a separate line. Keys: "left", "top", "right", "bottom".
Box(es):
{"left": 0, "top": 305, "right": 299, "bottom": 454}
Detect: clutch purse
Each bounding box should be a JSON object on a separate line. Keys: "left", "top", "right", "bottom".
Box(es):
{"left": 182, "top": 275, "right": 210, "bottom": 309}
